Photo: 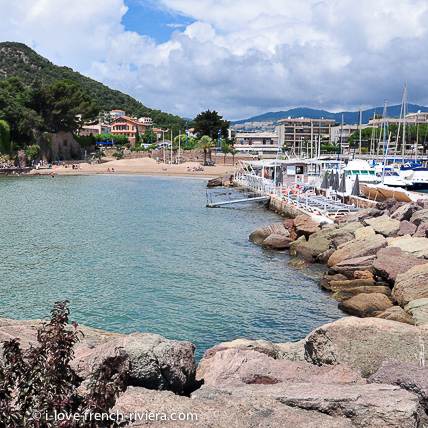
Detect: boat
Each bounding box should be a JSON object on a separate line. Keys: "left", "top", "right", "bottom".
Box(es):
{"left": 359, "top": 182, "right": 428, "bottom": 202}
{"left": 399, "top": 166, "right": 428, "bottom": 190}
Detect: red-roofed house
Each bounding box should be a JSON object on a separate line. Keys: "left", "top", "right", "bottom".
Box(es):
{"left": 110, "top": 116, "right": 149, "bottom": 146}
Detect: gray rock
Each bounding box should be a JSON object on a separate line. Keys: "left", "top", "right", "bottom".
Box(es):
{"left": 392, "top": 263, "right": 428, "bottom": 306}
{"left": 368, "top": 358, "right": 428, "bottom": 414}
{"left": 375, "top": 306, "right": 414, "bottom": 325}
{"left": 71, "top": 332, "right": 196, "bottom": 394}
{"left": 364, "top": 214, "right": 401, "bottom": 237}
{"left": 304, "top": 317, "right": 428, "bottom": 377}
{"left": 192, "top": 383, "right": 422, "bottom": 428}
{"left": 261, "top": 233, "right": 293, "bottom": 250}
{"left": 338, "top": 293, "right": 393, "bottom": 317}
{"left": 327, "top": 234, "right": 387, "bottom": 267}
{"left": 275, "top": 339, "right": 306, "bottom": 361}
{"left": 404, "top": 298, "right": 428, "bottom": 326}
{"left": 115, "top": 385, "right": 356, "bottom": 427}
{"left": 410, "top": 208, "right": 428, "bottom": 226}
{"left": 354, "top": 226, "right": 375, "bottom": 240}
{"left": 249, "top": 222, "right": 290, "bottom": 244}
{"left": 376, "top": 198, "right": 398, "bottom": 211}
{"left": 373, "top": 246, "right": 428, "bottom": 283}
{"left": 387, "top": 235, "right": 428, "bottom": 259}
{"left": 390, "top": 202, "right": 421, "bottom": 222}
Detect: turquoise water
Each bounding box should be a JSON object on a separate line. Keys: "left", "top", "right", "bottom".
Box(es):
{"left": 0, "top": 175, "right": 344, "bottom": 360}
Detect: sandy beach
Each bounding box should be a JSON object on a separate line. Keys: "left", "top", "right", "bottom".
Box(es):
{"left": 29, "top": 157, "right": 236, "bottom": 178}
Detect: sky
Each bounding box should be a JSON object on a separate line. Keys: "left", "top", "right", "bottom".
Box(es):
{"left": 1, "top": 0, "right": 428, "bottom": 121}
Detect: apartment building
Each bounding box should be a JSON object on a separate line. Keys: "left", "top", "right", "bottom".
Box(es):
{"left": 234, "top": 132, "right": 280, "bottom": 153}
{"left": 277, "top": 118, "right": 336, "bottom": 153}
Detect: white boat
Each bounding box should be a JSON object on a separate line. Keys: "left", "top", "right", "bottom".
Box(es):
{"left": 374, "top": 164, "right": 412, "bottom": 188}
{"left": 399, "top": 166, "right": 428, "bottom": 190}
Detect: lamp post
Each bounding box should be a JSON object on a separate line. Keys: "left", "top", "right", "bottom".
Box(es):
{"left": 162, "top": 130, "right": 165, "bottom": 164}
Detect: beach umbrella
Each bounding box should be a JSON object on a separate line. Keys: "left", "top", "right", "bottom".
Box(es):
{"left": 328, "top": 172, "right": 335, "bottom": 187}
{"left": 338, "top": 173, "right": 346, "bottom": 193}
{"left": 332, "top": 173, "right": 340, "bottom": 191}
{"left": 351, "top": 174, "right": 360, "bottom": 196}
{"left": 320, "top": 172, "right": 329, "bottom": 189}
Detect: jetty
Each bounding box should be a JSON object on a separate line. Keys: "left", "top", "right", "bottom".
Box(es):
{"left": 206, "top": 187, "right": 270, "bottom": 207}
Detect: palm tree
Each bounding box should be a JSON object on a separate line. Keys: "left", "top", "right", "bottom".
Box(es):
{"left": 197, "top": 135, "right": 213, "bottom": 165}
{"left": 221, "top": 143, "right": 230, "bottom": 164}
{"left": 230, "top": 149, "right": 238, "bottom": 166}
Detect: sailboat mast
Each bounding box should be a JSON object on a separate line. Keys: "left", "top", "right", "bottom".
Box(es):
{"left": 358, "top": 104, "right": 362, "bottom": 156}
{"left": 401, "top": 84, "right": 407, "bottom": 163}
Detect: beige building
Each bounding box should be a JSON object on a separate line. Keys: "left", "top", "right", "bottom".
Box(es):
{"left": 277, "top": 118, "right": 336, "bottom": 154}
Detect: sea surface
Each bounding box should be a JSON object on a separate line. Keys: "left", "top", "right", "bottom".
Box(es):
{"left": 0, "top": 174, "right": 345, "bottom": 360}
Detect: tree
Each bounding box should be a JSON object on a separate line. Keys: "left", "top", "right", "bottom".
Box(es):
{"left": 221, "top": 143, "right": 230, "bottom": 165}
{"left": 134, "top": 126, "right": 141, "bottom": 147}
{"left": 192, "top": 110, "right": 230, "bottom": 140}
{"left": 196, "top": 135, "right": 213, "bottom": 164}
{"left": 230, "top": 149, "right": 238, "bottom": 165}
{"left": 42, "top": 79, "right": 99, "bottom": 134}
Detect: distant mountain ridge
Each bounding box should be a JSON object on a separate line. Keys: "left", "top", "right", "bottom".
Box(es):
{"left": 232, "top": 105, "right": 428, "bottom": 126}
{"left": 0, "top": 41, "right": 185, "bottom": 128}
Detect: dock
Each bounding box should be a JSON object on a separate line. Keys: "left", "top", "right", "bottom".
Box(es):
{"left": 206, "top": 187, "right": 270, "bottom": 208}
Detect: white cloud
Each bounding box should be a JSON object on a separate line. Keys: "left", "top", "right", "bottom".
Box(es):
{"left": 1, "top": 0, "right": 428, "bottom": 120}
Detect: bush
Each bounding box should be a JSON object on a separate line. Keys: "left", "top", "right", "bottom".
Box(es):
{"left": 0, "top": 301, "right": 129, "bottom": 427}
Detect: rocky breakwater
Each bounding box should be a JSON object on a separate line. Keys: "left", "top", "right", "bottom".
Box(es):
{"left": 1, "top": 315, "right": 428, "bottom": 425}
{"left": 250, "top": 198, "right": 428, "bottom": 325}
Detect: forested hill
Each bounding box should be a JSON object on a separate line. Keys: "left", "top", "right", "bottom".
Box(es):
{"left": 0, "top": 41, "right": 185, "bottom": 128}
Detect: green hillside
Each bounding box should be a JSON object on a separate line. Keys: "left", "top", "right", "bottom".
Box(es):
{"left": 0, "top": 41, "right": 185, "bottom": 129}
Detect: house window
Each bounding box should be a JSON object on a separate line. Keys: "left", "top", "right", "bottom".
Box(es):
{"left": 63, "top": 139, "right": 68, "bottom": 147}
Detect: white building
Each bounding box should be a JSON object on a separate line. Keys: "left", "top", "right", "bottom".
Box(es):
{"left": 138, "top": 117, "right": 153, "bottom": 125}
{"left": 234, "top": 132, "right": 280, "bottom": 154}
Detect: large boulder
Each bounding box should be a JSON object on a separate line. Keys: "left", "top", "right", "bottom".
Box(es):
{"left": 318, "top": 274, "right": 348, "bottom": 291}
{"left": 196, "top": 348, "right": 364, "bottom": 387}
{"left": 328, "top": 255, "right": 376, "bottom": 278}
{"left": 201, "top": 338, "right": 279, "bottom": 360}
{"left": 329, "top": 278, "right": 376, "bottom": 292}
{"left": 192, "top": 383, "right": 423, "bottom": 428}
{"left": 410, "top": 208, "right": 428, "bottom": 226}
{"left": 368, "top": 359, "right": 428, "bottom": 414}
{"left": 354, "top": 226, "right": 375, "bottom": 240}
{"left": 292, "top": 214, "right": 320, "bottom": 239}
{"left": 413, "top": 221, "right": 428, "bottom": 238}
{"left": 373, "top": 246, "right": 428, "bottom": 284}
{"left": 327, "top": 235, "right": 387, "bottom": 267}
{"left": 404, "top": 298, "right": 428, "bottom": 326}
{"left": 71, "top": 333, "right": 196, "bottom": 394}
{"left": 289, "top": 233, "right": 330, "bottom": 262}
{"left": 115, "top": 385, "right": 357, "bottom": 428}
{"left": 364, "top": 215, "right": 400, "bottom": 237}
{"left": 261, "top": 234, "right": 293, "bottom": 250}
{"left": 397, "top": 220, "right": 417, "bottom": 236}
{"left": 333, "top": 286, "right": 391, "bottom": 302}
{"left": 375, "top": 306, "right": 414, "bottom": 325}
{"left": 274, "top": 339, "right": 306, "bottom": 361}
{"left": 249, "top": 222, "right": 290, "bottom": 244}
{"left": 390, "top": 202, "right": 421, "bottom": 222}
{"left": 387, "top": 235, "right": 428, "bottom": 259}
{"left": 392, "top": 263, "right": 428, "bottom": 306}
{"left": 304, "top": 317, "right": 428, "bottom": 377}
{"left": 338, "top": 293, "right": 393, "bottom": 317}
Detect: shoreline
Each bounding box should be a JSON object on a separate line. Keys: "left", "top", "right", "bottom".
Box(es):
{"left": 27, "top": 157, "right": 236, "bottom": 179}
